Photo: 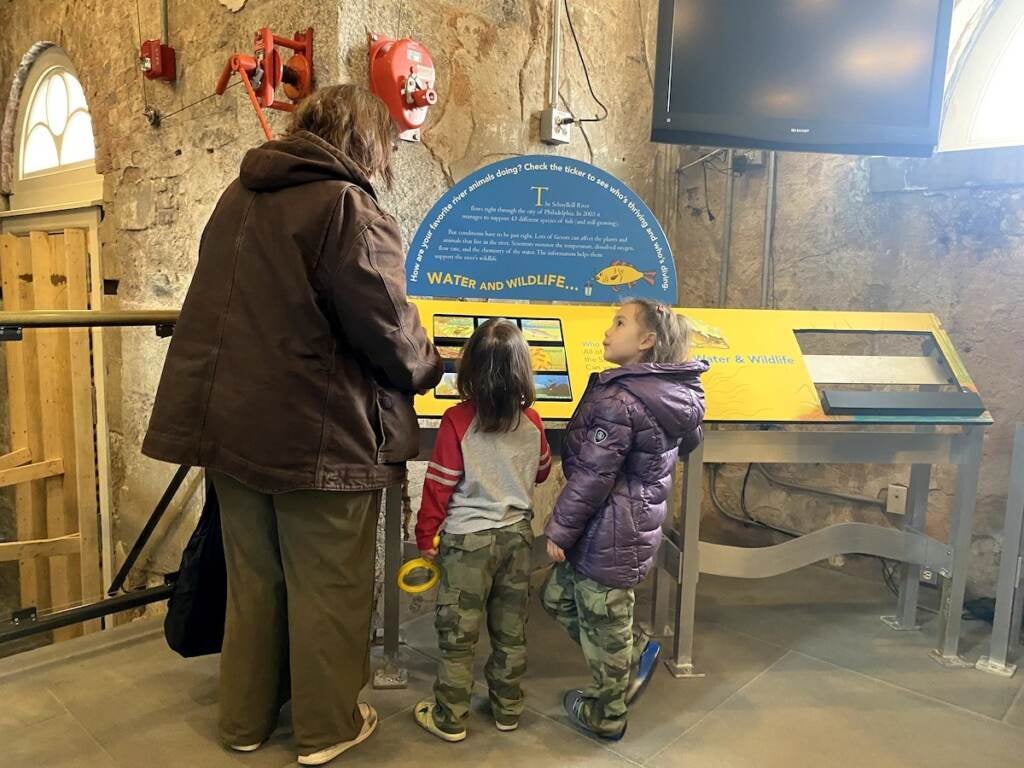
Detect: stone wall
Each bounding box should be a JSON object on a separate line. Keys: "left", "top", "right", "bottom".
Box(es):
{"left": 0, "top": 0, "right": 666, "bottom": 611}
{"left": 0, "top": 0, "right": 347, "bottom": 603}
{"left": 670, "top": 149, "right": 1024, "bottom": 596}
{"left": 0, "top": 0, "right": 1019, "bottom": 621}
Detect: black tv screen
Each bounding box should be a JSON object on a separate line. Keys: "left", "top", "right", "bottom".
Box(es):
{"left": 651, "top": 0, "right": 954, "bottom": 157}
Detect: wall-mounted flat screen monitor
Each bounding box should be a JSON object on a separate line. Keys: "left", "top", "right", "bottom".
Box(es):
{"left": 651, "top": 0, "right": 955, "bottom": 157}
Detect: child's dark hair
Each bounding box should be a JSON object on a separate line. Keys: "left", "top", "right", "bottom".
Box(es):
{"left": 457, "top": 319, "right": 536, "bottom": 433}
{"left": 624, "top": 298, "right": 691, "bottom": 364}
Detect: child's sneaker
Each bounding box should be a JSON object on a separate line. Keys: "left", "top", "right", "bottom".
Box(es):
{"left": 491, "top": 702, "right": 519, "bottom": 731}
{"left": 414, "top": 700, "right": 467, "bottom": 742}
{"left": 625, "top": 638, "right": 661, "bottom": 704}
{"left": 562, "top": 690, "right": 626, "bottom": 741}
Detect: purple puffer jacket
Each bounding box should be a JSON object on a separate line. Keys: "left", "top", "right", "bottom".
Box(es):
{"left": 545, "top": 361, "right": 708, "bottom": 588}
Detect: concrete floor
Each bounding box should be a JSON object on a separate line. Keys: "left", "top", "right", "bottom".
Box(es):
{"left": 2, "top": 566, "right": 1023, "bottom": 768}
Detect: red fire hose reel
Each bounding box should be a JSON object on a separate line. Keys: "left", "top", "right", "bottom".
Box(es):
{"left": 368, "top": 34, "right": 437, "bottom": 142}
{"left": 216, "top": 27, "right": 314, "bottom": 140}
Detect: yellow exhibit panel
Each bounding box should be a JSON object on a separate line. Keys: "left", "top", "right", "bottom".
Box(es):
{"left": 410, "top": 299, "right": 990, "bottom": 425}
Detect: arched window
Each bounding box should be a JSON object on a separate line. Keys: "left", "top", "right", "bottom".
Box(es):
{"left": 8, "top": 47, "right": 102, "bottom": 211}
{"left": 940, "top": 0, "right": 1024, "bottom": 151}
{"left": 21, "top": 66, "right": 96, "bottom": 175}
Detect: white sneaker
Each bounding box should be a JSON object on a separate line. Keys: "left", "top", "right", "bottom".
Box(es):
{"left": 229, "top": 742, "right": 263, "bottom": 752}
{"left": 298, "top": 703, "right": 379, "bottom": 766}
{"left": 495, "top": 721, "right": 519, "bottom": 732}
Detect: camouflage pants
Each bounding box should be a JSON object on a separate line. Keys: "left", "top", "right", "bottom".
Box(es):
{"left": 540, "top": 561, "right": 641, "bottom": 737}
{"left": 432, "top": 520, "right": 533, "bottom": 731}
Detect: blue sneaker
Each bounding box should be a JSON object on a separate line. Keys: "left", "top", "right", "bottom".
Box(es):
{"left": 625, "top": 638, "right": 661, "bottom": 705}
{"left": 562, "top": 690, "right": 626, "bottom": 741}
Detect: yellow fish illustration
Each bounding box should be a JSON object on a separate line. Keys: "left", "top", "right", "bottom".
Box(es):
{"left": 686, "top": 316, "right": 730, "bottom": 349}
{"left": 594, "top": 261, "right": 657, "bottom": 291}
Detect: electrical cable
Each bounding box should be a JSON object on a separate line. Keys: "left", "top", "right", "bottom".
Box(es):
{"left": 134, "top": 0, "right": 150, "bottom": 109}
{"left": 703, "top": 163, "right": 735, "bottom": 177}
{"left": 675, "top": 149, "right": 729, "bottom": 223}
{"left": 159, "top": 80, "right": 242, "bottom": 123}
{"left": 878, "top": 559, "right": 953, "bottom": 616}
{"left": 714, "top": 464, "right": 978, "bottom": 620}
{"left": 702, "top": 160, "right": 715, "bottom": 222}
{"left": 754, "top": 464, "right": 886, "bottom": 508}
{"left": 561, "top": 0, "right": 608, "bottom": 124}
{"left": 708, "top": 465, "right": 763, "bottom": 528}
{"left": 707, "top": 463, "right": 801, "bottom": 537}
{"left": 677, "top": 148, "right": 725, "bottom": 173}
{"left": 740, "top": 463, "right": 803, "bottom": 536}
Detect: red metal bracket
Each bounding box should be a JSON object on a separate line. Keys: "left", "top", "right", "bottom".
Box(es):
{"left": 216, "top": 27, "right": 314, "bottom": 140}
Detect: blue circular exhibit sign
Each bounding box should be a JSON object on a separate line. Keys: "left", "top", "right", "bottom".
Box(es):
{"left": 406, "top": 155, "right": 676, "bottom": 303}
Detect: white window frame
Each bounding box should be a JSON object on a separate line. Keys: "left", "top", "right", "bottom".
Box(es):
{"left": 9, "top": 47, "right": 103, "bottom": 213}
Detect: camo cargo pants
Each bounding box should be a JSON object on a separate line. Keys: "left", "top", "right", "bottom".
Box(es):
{"left": 540, "top": 561, "right": 639, "bottom": 737}
{"left": 432, "top": 520, "right": 533, "bottom": 731}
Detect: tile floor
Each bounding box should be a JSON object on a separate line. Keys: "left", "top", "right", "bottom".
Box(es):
{"left": 2, "top": 566, "right": 1022, "bottom": 768}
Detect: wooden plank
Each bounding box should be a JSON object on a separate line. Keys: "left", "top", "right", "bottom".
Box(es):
{"left": 86, "top": 219, "right": 115, "bottom": 602}
{"left": 64, "top": 229, "right": 102, "bottom": 624}
{"left": 50, "top": 231, "right": 87, "bottom": 634}
{"left": 30, "top": 231, "right": 81, "bottom": 638}
{"left": 0, "top": 448, "right": 31, "bottom": 470}
{"left": 0, "top": 459, "right": 64, "bottom": 488}
{"left": 0, "top": 534, "right": 81, "bottom": 563}
{"left": 2, "top": 233, "right": 50, "bottom": 609}
{"left": 1, "top": 235, "right": 29, "bottom": 454}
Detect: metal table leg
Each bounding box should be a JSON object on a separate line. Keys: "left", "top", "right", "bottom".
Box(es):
{"left": 649, "top": 554, "right": 676, "bottom": 639}
{"left": 373, "top": 482, "right": 408, "bottom": 689}
{"left": 931, "top": 427, "right": 984, "bottom": 667}
{"left": 648, "top": 463, "right": 682, "bottom": 638}
{"left": 883, "top": 463, "right": 931, "bottom": 631}
{"left": 977, "top": 424, "right": 1024, "bottom": 677}
{"left": 667, "top": 443, "right": 706, "bottom": 678}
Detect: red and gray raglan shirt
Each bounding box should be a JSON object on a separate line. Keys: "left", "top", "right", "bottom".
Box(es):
{"left": 415, "top": 400, "right": 552, "bottom": 551}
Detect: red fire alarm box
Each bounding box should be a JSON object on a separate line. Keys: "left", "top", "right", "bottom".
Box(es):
{"left": 140, "top": 40, "right": 176, "bottom": 82}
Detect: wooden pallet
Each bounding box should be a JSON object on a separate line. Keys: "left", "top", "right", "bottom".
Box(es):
{"left": 1, "top": 229, "right": 102, "bottom": 639}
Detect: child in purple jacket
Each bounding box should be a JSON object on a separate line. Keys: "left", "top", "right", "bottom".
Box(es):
{"left": 542, "top": 298, "right": 708, "bottom": 740}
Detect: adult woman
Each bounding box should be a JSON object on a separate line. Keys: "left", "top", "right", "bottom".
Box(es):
{"left": 143, "top": 84, "right": 442, "bottom": 765}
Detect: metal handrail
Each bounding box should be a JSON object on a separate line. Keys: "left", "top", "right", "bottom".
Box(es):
{"left": 0, "top": 309, "right": 183, "bottom": 644}
{"left": 0, "top": 309, "right": 179, "bottom": 328}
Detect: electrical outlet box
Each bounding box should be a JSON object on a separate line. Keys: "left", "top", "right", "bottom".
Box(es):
{"left": 736, "top": 149, "right": 766, "bottom": 166}
{"left": 540, "top": 107, "right": 572, "bottom": 145}
{"left": 920, "top": 567, "right": 940, "bottom": 586}
{"left": 886, "top": 484, "right": 908, "bottom": 515}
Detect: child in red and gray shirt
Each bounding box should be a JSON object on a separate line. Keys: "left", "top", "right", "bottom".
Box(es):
{"left": 413, "top": 319, "right": 551, "bottom": 742}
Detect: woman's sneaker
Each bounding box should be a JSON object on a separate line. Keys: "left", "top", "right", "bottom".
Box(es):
{"left": 228, "top": 742, "right": 263, "bottom": 753}
{"left": 413, "top": 700, "right": 467, "bottom": 742}
{"left": 625, "top": 638, "right": 661, "bottom": 704}
{"left": 297, "top": 702, "right": 378, "bottom": 765}
{"left": 494, "top": 719, "right": 519, "bottom": 732}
